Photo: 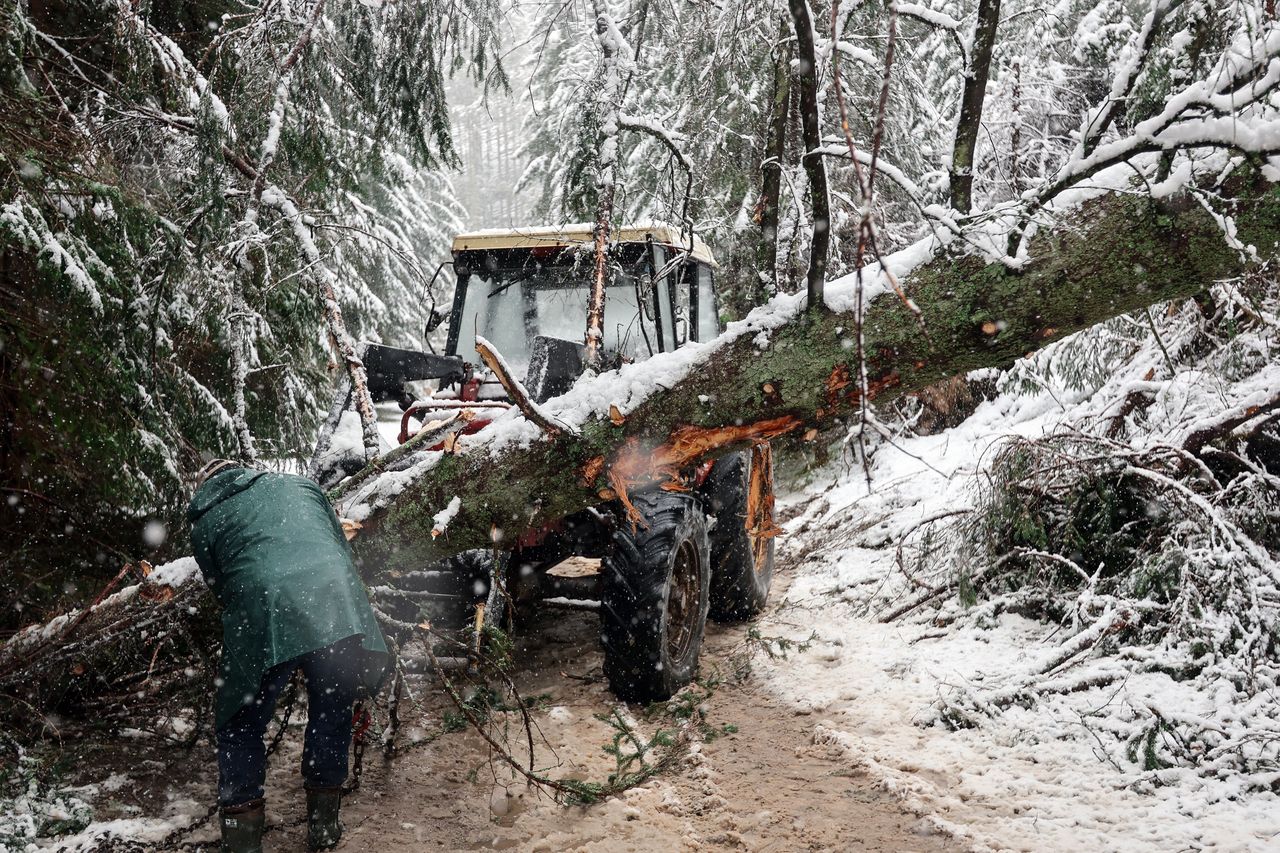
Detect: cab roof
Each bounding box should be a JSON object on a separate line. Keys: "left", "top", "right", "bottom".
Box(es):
{"left": 451, "top": 222, "right": 718, "bottom": 268}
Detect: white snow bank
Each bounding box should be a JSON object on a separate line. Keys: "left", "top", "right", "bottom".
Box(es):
{"left": 755, "top": 299, "right": 1280, "bottom": 851}
{"left": 36, "top": 809, "right": 209, "bottom": 851}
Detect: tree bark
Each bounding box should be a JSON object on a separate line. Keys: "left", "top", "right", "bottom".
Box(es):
{"left": 949, "top": 0, "right": 1001, "bottom": 214}
{"left": 758, "top": 15, "right": 793, "bottom": 298}
{"left": 586, "top": 2, "right": 623, "bottom": 369}
{"left": 788, "top": 0, "right": 830, "bottom": 308}
{"left": 345, "top": 178, "right": 1280, "bottom": 577}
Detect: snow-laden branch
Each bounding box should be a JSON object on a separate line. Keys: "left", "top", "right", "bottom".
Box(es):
{"left": 1077, "top": 0, "right": 1184, "bottom": 158}
{"left": 814, "top": 139, "right": 961, "bottom": 236}
{"left": 826, "top": 38, "right": 880, "bottom": 68}
{"left": 894, "top": 2, "right": 962, "bottom": 31}
{"left": 617, "top": 114, "right": 692, "bottom": 172}
{"left": 1026, "top": 24, "right": 1280, "bottom": 223}
{"left": 893, "top": 2, "right": 967, "bottom": 66}
{"left": 474, "top": 336, "right": 578, "bottom": 438}
{"left": 222, "top": 0, "right": 329, "bottom": 463}
{"left": 263, "top": 187, "right": 382, "bottom": 460}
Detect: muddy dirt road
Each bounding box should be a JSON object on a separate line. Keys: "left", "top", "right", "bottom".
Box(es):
{"left": 67, "top": 559, "right": 957, "bottom": 852}
{"left": 250, "top": 565, "right": 957, "bottom": 853}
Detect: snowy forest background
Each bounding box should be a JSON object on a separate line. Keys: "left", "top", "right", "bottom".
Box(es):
{"left": 3, "top": 0, "right": 1280, "bottom": 847}
{"left": 5, "top": 0, "right": 1266, "bottom": 620}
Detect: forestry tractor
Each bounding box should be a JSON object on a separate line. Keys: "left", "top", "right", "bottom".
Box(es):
{"left": 313, "top": 223, "right": 776, "bottom": 702}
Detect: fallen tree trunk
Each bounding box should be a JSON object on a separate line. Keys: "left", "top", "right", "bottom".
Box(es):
{"left": 342, "top": 177, "right": 1280, "bottom": 576}
{"left": 2, "top": 180, "right": 1274, "bottom": 719}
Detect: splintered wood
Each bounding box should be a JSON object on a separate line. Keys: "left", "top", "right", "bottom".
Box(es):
{"left": 602, "top": 416, "right": 802, "bottom": 526}
{"left": 746, "top": 443, "right": 783, "bottom": 566}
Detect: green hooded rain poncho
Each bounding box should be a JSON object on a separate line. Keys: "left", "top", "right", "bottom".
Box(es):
{"left": 188, "top": 468, "right": 390, "bottom": 729}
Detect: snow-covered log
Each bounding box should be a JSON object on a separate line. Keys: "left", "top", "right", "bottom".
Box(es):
{"left": 340, "top": 175, "right": 1280, "bottom": 577}
{"left": 0, "top": 560, "right": 214, "bottom": 728}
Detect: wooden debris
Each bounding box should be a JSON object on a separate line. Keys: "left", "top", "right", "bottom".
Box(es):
{"left": 605, "top": 416, "right": 802, "bottom": 527}
{"left": 580, "top": 455, "right": 606, "bottom": 488}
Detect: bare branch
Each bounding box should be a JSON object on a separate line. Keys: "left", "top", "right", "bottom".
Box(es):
{"left": 474, "top": 336, "right": 578, "bottom": 438}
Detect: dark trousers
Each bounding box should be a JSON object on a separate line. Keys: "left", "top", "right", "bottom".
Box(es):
{"left": 216, "top": 636, "right": 361, "bottom": 806}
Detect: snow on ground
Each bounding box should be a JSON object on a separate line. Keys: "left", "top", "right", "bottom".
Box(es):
{"left": 754, "top": 363, "right": 1280, "bottom": 851}
{"left": 1, "top": 761, "right": 206, "bottom": 852}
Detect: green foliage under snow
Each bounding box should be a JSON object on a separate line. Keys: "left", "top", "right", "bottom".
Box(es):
{"left": 0, "top": 0, "right": 503, "bottom": 623}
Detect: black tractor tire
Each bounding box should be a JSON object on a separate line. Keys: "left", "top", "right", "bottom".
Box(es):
{"left": 704, "top": 446, "right": 776, "bottom": 622}
{"left": 600, "top": 492, "right": 711, "bottom": 703}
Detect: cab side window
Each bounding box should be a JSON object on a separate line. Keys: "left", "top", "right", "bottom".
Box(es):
{"left": 695, "top": 264, "right": 719, "bottom": 341}
{"left": 672, "top": 263, "right": 692, "bottom": 346}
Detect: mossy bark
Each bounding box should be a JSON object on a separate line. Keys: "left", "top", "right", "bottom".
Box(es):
{"left": 350, "top": 180, "right": 1280, "bottom": 577}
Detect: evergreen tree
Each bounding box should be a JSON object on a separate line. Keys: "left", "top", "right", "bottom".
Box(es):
{"left": 0, "top": 0, "right": 499, "bottom": 623}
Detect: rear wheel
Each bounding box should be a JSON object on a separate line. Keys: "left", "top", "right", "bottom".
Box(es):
{"left": 600, "top": 492, "right": 710, "bottom": 702}
{"left": 705, "top": 444, "right": 777, "bottom": 621}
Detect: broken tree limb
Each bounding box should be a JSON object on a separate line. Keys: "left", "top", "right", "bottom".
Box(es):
{"left": 1181, "top": 388, "right": 1280, "bottom": 458}
{"left": 340, "top": 176, "right": 1280, "bottom": 578}
{"left": 474, "top": 336, "right": 576, "bottom": 437}
{"left": 332, "top": 413, "right": 466, "bottom": 501}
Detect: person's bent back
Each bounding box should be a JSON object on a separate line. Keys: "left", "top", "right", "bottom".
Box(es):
{"left": 189, "top": 463, "right": 389, "bottom": 853}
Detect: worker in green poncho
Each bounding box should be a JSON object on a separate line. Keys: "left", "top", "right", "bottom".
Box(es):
{"left": 189, "top": 459, "right": 390, "bottom": 853}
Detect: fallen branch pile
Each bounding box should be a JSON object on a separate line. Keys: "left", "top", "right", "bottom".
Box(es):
{"left": 0, "top": 560, "right": 215, "bottom": 739}
{"left": 876, "top": 273, "right": 1280, "bottom": 785}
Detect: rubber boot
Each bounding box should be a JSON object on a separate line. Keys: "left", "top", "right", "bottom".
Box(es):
{"left": 219, "top": 798, "right": 265, "bottom": 853}
{"left": 306, "top": 786, "right": 343, "bottom": 850}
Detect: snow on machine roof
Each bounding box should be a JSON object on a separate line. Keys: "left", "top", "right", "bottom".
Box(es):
{"left": 451, "top": 222, "right": 718, "bottom": 268}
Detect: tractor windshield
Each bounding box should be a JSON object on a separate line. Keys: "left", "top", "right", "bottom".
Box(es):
{"left": 452, "top": 251, "right": 663, "bottom": 376}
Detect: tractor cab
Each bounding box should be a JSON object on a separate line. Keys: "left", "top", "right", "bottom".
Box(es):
{"left": 311, "top": 223, "right": 721, "bottom": 480}
{"left": 444, "top": 223, "right": 721, "bottom": 400}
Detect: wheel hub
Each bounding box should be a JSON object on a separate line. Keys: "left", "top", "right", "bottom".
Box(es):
{"left": 665, "top": 539, "right": 700, "bottom": 661}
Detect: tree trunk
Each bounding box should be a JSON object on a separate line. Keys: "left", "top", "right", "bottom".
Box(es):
{"left": 344, "top": 178, "right": 1280, "bottom": 576}
{"left": 949, "top": 0, "right": 1001, "bottom": 214}
{"left": 787, "top": 0, "right": 830, "bottom": 308}
{"left": 758, "top": 15, "right": 793, "bottom": 298}
{"left": 586, "top": 2, "right": 624, "bottom": 369}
